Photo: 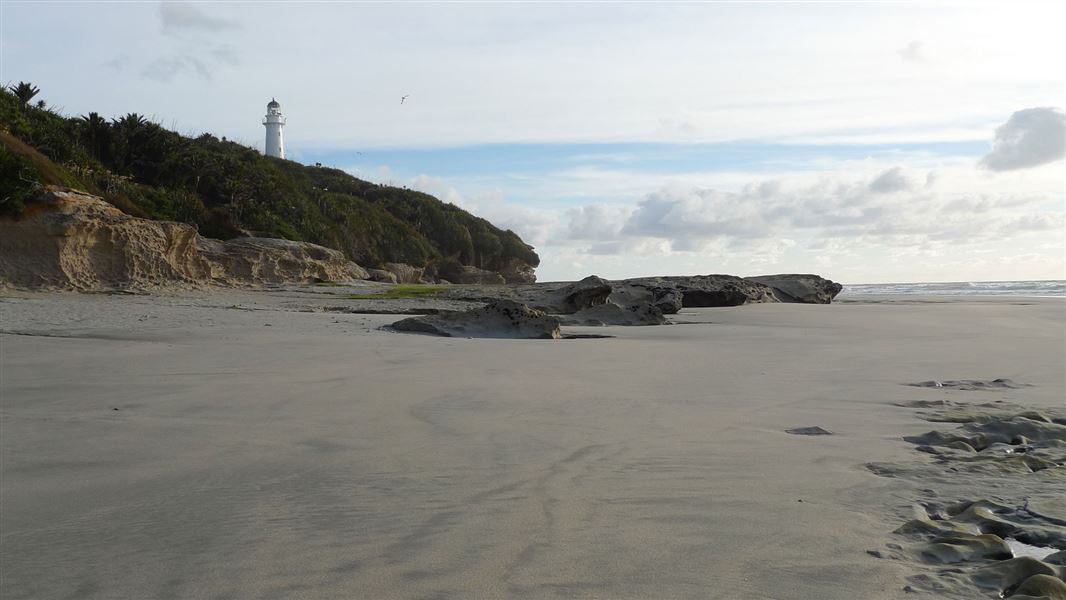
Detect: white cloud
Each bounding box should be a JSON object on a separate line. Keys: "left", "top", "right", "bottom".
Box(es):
{"left": 141, "top": 55, "right": 211, "bottom": 82}
{"left": 553, "top": 166, "right": 1062, "bottom": 261}
{"left": 980, "top": 107, "right": 1066, "bottom": 171}
{"left": 867, "top": 167, "right": 915, "bottom": 193}
{"left": 159, "top": 2, "right": 237, "bottom": 35}
{"left": 407, "top": 174, "right": 557, "bottom": 246}
{"left": 562, "top": 204, "right": 631, "bottom": 241}
{"left": 897, "top": 41, "right": 927, "bottom": 63}
{"left": 9, "top": 2, "right": 1063, "bottom": 148}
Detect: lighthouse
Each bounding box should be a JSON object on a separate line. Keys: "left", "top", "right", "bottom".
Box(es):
{"left": 263, "top": 98, "right": 285, "bottom": 159}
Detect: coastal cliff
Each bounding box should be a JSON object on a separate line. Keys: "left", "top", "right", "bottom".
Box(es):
{"left": 0, "top": 187, "right": 369, "bottom": 290}
{"left": 0, "top": 87, "right": 539, "bottom": 283}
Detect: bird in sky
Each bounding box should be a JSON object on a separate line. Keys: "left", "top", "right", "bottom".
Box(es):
{"left": 400, "top": 95, "right": 410, "bottom": 104}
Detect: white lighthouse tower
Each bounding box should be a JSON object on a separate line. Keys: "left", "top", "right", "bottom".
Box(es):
{"left": 263, "top": 98, "right": 285, "bottom": 159}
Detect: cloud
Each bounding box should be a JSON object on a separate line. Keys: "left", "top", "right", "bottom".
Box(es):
{"left": 134, "top": 4, "right": 240, "bottom": 82}
{"left": 159, "top": 2, "right": 237, "bottom": 35}
{"left": 897, "top": 41, "right": 926, "bottom": 63}
{"left": 867, "top": 167, "right": 915, "bottom": 193}
{"left": 563, "top": 204, "right": 630, "bottom": 241}
{"left": 980, "top": 107, "right": 1066, "bottom": 171}
{"left": 557, "top": 168, "right": 1060, "bottom": 255}
{"left": 141, "top": 55, "right": 211, "bottom": 81}
{"left": 407, "top": 174, "right": 557, "bottom": 246}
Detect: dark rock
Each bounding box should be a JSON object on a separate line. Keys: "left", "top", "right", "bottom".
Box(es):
{"left": 647, "top": 286, "right": 684, "bottom": 314}
{"left": 560, "top": 302, "right": 667, "bottom": 326}
{"left": 746, "top": 274, "right": 843, "bottom": 304}
{"left": 1012, "top": 574, "right": 1066, "bottom": 599}
{"left": 972, "top": 557, "right": 1057, "bottom": 591}
{"left": 910, "top": 378, "right": 1030, "bottom": 391}
{"left": 531, "top": 275, "right": 613, "bottom": 314}
{"left": 630, "top": 275, "right": 778, "bottom": 307}
{"left": 917, "top": 534, "right": 1013, "bottom": 564}
{"left": 787, "top": 426, "right": 834, "bottom": 436}
{"left": 390, "top": 299, "right": 560, "bottom": 339}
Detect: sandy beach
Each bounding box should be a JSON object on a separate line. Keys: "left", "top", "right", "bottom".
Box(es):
{"left": 1, "top": 289, "right": 1063, "bottom": 599}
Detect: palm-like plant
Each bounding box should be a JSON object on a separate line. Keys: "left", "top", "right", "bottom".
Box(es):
{"left": 114, "top": 113, "right": 148, "bottom": 132}
{"left": 9, "top": 82, "right": 40, "bottom": 106}
{"left": 80, "top": 112, "right": 110, "bottom": 161}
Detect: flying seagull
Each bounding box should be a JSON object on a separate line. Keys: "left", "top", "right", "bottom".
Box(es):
{"left": 400, "top": 95, "right": 410, "bottom": 105}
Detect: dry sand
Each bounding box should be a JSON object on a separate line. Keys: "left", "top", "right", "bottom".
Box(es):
{"left": 1, "top": 289, "right": 1063, "bottom": 599}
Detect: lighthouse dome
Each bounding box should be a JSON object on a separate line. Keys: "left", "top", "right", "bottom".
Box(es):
{"left": 267, "top": 98, "right": 280, "bottom": 109}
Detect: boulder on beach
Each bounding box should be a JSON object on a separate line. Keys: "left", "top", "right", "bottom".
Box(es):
{"left": 390, "top": 299, "right": 561, "bottom": 339}
{"left": 529, "top": 275, "right": 614, "bottom": 314}
{"left": 527, "top": 276, "right": 672, "bottom": 325}
{"left": 745, "top": 274, "right": 843, "bottom": 304}
{"left": 0, "top": 187, "right": 369, "bottom": 290}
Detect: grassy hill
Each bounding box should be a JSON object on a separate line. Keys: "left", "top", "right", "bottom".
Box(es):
{"left": 0, "top": 85, "right": 538, "bottom": 274}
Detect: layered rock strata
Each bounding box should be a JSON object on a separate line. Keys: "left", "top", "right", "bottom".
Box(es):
{"left": 0, "top": 187, "right": 369, "bottom": 290}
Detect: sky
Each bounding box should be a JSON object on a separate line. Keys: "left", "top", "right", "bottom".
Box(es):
{"left": 3, "top": 1, "right": 1064, "bottom": 283}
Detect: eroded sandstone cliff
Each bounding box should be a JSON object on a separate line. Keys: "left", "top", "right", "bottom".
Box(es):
{"left": 0, "top": 187, "right": 369, "bottom": 290}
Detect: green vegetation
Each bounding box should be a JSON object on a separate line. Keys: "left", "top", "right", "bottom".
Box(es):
{"left": 347, "top": 285, "right": 446, "bottom": 300}
{"left": 0, "top": 85, "right": 538, "bottom": 273}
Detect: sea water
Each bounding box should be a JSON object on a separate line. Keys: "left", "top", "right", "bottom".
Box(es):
{"left": 839, "top": 280, "right": 1066, "bottom": 298}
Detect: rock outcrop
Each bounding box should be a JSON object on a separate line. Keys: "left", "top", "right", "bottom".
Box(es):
{"left": 383, "top": 262, "right": 424, "bottom": 284}
{"left": 494, "top": 258, "right": 538, "bottom": 284}
{"left": 631, "top": 275, "right": 778, "bottom": 307}
{"left": 366, "top": 269, "right": 399, "bottom": 284}
{"left": 196, "top": 237, "right": 369, "bottom": 284}
{"left": 528, "top": 275, "right": 613, "bottom": 314}
{"left": 0, "top": 187, "right": 369, "bottom": 290}
{"left": 449, "top": 265, "right": 507, "bottom": 285}
{"left": 745, "top": 274, "right": 843, "bottom": 304}
{"left": 390, "top": 299, "right": 561, "bottom": 339}
{"left": 560, "top": 302, "right": 667, "bottom": 326}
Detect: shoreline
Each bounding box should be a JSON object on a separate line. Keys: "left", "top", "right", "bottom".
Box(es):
{"left": 2, "top": 290, "right": 1064, "bottom": 599}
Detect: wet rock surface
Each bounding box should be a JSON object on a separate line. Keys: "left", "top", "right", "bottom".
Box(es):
{"left": 389, "top": 299, "right": 561, "bottom": 339}
{"left": 867, "top": 398, "right": 1066, "bottom": 599}
{"left": 910, "top": 378, "right": 1032, "bottom": 391}
{"left": 786, "top": 426, "right": 834, "bottom": 436}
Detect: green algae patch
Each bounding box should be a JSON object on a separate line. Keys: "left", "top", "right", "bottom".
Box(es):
{"left": 347, "top": 285, "right": 446, "bottom": 300}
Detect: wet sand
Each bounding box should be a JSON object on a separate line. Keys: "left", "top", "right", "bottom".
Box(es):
{"left": 1, "top": 290, "right": 1063, "bottom": 599}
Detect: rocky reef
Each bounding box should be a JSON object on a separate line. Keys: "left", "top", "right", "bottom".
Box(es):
{"left": 390, "top": 299, "right": 561, "bottom": 339}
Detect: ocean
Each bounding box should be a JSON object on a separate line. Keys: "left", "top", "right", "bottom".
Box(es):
{"left": 838, "top": 280, "right": 1066, "bottom": 298}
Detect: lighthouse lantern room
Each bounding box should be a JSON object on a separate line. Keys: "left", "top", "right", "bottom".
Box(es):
{"left": 263, "top": 98, "right": 285, "bottom": 159}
